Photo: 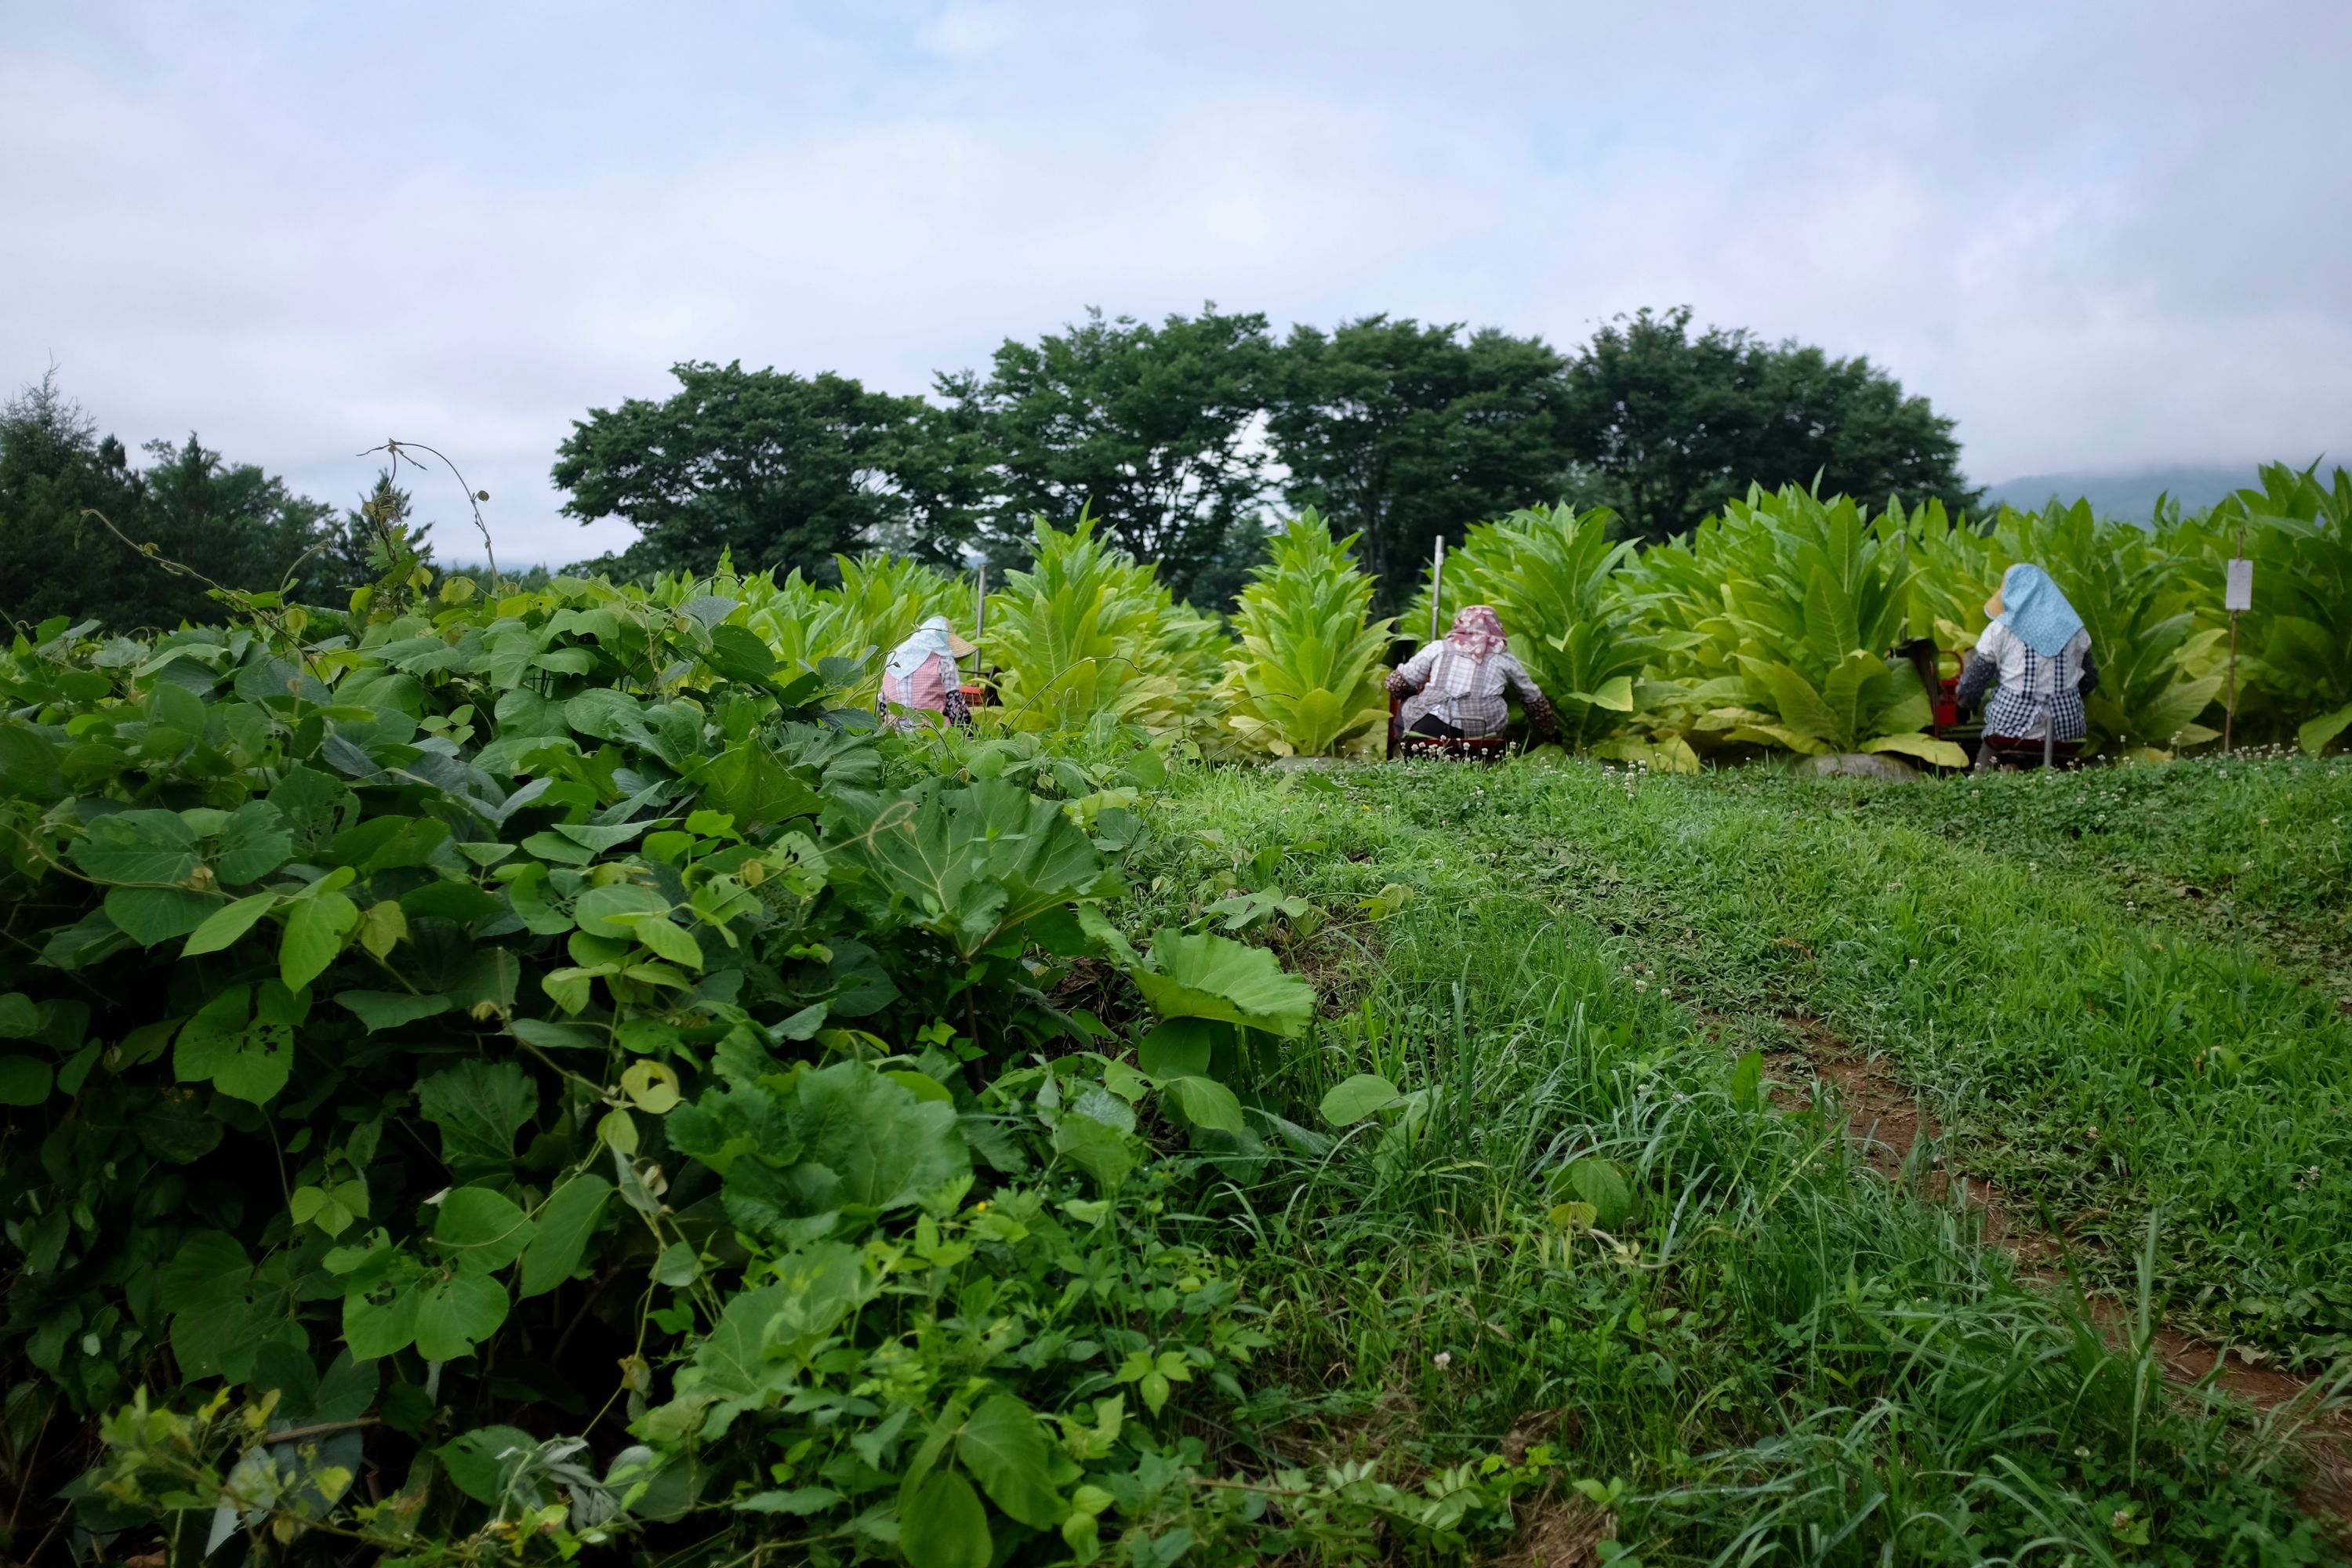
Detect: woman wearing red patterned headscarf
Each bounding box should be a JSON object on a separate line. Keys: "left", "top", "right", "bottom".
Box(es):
{"left": 1386, "top": 604, "right": 1559, "bottom": 744}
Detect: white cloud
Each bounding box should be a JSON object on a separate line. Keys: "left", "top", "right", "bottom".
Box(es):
{"left": 5, "top": 0, "right": 2347, "bottom": 564}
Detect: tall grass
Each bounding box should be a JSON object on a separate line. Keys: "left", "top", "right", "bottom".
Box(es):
{"left": 1134, "top": 755, "right": 2349, "bottom": 1563}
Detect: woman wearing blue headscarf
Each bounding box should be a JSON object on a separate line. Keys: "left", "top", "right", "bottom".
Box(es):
{"left": 1954, "top": 564, "right": 2099, "bottom": 769}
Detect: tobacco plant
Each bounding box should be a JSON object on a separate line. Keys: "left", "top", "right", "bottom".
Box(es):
{"left": 984, "top": 514, "right": 1222, "bottom": 737}
{"left": 1217, "top": 513, "right": 1393, "bottom": 759}
{"left": 1631, "top": 485, "right": 1963, "bottom": 768}
{"left": 2173, "top": 463, "right": 2352, "bottom": 753}
{"left": 1403, "top": 504, "right": 1653, "bottom": 752}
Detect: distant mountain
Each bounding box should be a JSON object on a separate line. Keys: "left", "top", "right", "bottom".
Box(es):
{"left": 1979, "top": 463, "right": 2304, "bottom": 523}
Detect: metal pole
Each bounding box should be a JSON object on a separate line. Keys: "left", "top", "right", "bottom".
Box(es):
{"left": 2223, "top": 515, "right": 2244, "bottom": 754}
{"left": 973, "top": 562, "right": 986, "bottom": 681}
{"left": 1430, "top": 536, "right": 1445, "bottom": 645}
{"left": 2224, "top": 613, "right": 2239, "bottom": 754}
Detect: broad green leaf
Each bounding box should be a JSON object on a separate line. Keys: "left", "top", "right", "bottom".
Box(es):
{"left": 0, "top": 1056, "right": 52, "bottom": 1105}
{"left": 1319, "top": 1073, "right": 1405, "bottom": 1125}
{"left": 635, "top": 917, "right": 704, "bottom": 970}
{"left": 437, "top": 1426, "right": 538, "bottom": 1505}
{"left": 162, "top": 1232, "right": 260, "bottom": 1377}
{"left": 691, "top": 743, "right": 822, "bottom": 828}
{"left": 417, "top": 1059, "right": 540, "bottom": 1175}
{"left": 652, "top": 1240, "right": 699, "bottom": 1287}
{"left": 1051, "top": 1113, "right": 1133, "bottom": 1192}
{"left": 2299, "top": 700, "right": 2352, "bottom": 756}
{"left": 183, "top": 891, "right": 278, "bottom": 956}
{"left": 1160, "top": 1074, "right": 1244, "bottom": 1135}
{"left": 1802, "top": 564, "right": 1861, "bottom": 666}
{"left": 413, "top": 1269, "right": 510, "bottom": 1360}
{"left": 621, "top": 1059, "right": 682, "bottom": 1114}
{"left": 172, "top": 981, "right": 303, "bottom": 1104}
{"left": 1755, "top": 662, "right": 1840, "bottom": 748}
{"left": 900, "top": 1469, "right": 991, "bottom": 1568}
{"left": 0, "top": 993, "right": 38, "bottom": 1037}
{"left": 103, "top": 885, "right": 216, "bottom": 946}
{"left": 1135, "top": 1018, "right": 1217, "bottom": 1078}
{"left": 884, "top": 1069, "right": 955, "bottom": 1104}
{"left": 702, "top": 623, "right": 777, "bottom": 683}
{"left": 212, "top": 800, "right": 294, "bottom": 884}
{"left": 336, "top": 990, "right": 452, "bottom": 1033}
{"left": 518, "top": 1173, "right": 612, "bottom": 1298}
{"left": 1556, "top": 1156, "right": 1634, "bottom": 1230}
{"left": 280, "top": 891, "right": 358, "bottom": 990}
{"left": 572, "top": 883, "right": 672, "bottom": 940}
{"left": 1858, "top": 732, "right": 1969, "bottom": 768}
{"left": 1133, "top": 928, "right": 1314, "bottom": 1038}
{"left": 69, "top": 808, "right": 200, "bottom": 884}
{"left": 788, "top": 1062, "right": 969, "bottom": 1211}
{"left": 828, "top": 779, "right": 1111, "bottom": 960}
{"left": 1583, "top": 673, "right": 1635, "bottom": 712}
{"left": 433, "top": 1186, "right": 536, "bottom": 1272}
{"left": 343, "top": 1275, "right": 418, "bottom": 1361}
{"left": 957, "top": 1395, "right": 1063, "bottom": 1530}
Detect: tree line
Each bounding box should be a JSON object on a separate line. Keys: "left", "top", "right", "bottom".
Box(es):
{"left": 2, "top": 305, "right": 1973, "bottom": 632}
{"left": 556, "top": 304, "right": 1974, "bottom": 609}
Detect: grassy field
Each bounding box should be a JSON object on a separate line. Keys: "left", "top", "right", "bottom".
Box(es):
{"left": 1130, "top": 750, "right": 2352, "bottom": 1564}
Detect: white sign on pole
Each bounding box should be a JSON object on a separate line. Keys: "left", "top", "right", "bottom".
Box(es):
{"left": 2225, "top": 558, "right": 2254, "bottom": 613}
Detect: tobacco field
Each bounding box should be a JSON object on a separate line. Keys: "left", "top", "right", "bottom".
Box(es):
{"left": 1, "top": 469, "right": 2349, "bottom": 1567}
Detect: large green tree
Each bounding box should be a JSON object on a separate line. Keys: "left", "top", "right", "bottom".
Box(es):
{"left": 553, "top": 360, "right": 950, "bottom": 579}
{"left": 1, "top": 375, "right": 333, "bottom": 633}
{"left": 1559, "top": 306, "right": 1975, "bottom": 544}
{"left": 950, "top": 306, "right": 1277, "bottom": 605}
{"left": 1265, "top": 317, "right": 1575, "bottom": 610}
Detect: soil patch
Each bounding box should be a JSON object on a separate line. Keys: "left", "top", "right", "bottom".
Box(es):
{"left": 1501, "top": 1494, "right": 1614, "bottom": 1568}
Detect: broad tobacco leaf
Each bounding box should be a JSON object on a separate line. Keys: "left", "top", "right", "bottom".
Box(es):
{"left": 827, "top": 779, "right": 1114, "bottom": 960}
{"left": 1132, "top": 928, "right": 1314, "bottom": 1038}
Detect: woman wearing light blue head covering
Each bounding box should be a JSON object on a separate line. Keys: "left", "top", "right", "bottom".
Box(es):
{"left": 1954, "top": 564, "right": 2100, "bottom": 769}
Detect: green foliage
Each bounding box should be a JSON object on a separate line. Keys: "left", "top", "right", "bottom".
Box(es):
{"left": 0, "top": 373, "right": 338, "bottom": 633}
{"left": 1218, "top": 513, "right": 1394, "bottom": 759}
{"left": 984, "top": 512, "right": 1221, "bottom": 736}
{"left": 953, "top": 306, "right": 1279, "bottom": 606}
{"left": 2180, "top": 463, "right": 2352, "bottom": 753}
{"left": 1559, "top": 306, "right": 1976, "bottom": 545}
{"left": 720, "top": 549, "right": 969, "bottom": 706}
{"left": 552, "top": 359, "right": 958, "bottom": 580}
{"left": 9, "top": 531, "right": 1618, "bottom": 1568}
{"left": 1404, "top": 503, "right": 1649, "bottom": 749}
{"left": 1632, "top": 485, "right": 1965, "bottom": 766}
{"left": 1265, "top": 317, "right": 1576, "bottom": 610}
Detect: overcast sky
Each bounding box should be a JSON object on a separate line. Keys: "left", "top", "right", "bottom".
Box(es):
{"left": 7, "top": 1, "right": 2349, "bottom": 564}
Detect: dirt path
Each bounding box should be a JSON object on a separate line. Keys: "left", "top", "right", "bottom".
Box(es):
{"left": 1744, "top": 1009, "right": 2352, "bottom": 1536}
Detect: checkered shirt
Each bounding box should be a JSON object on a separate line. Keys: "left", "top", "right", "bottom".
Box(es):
{"left": 1388, "top": 641, "right": 1547, "bottom": 738}
{"left": 1973, "top": 622, "right": 2090, "bottom": 742}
